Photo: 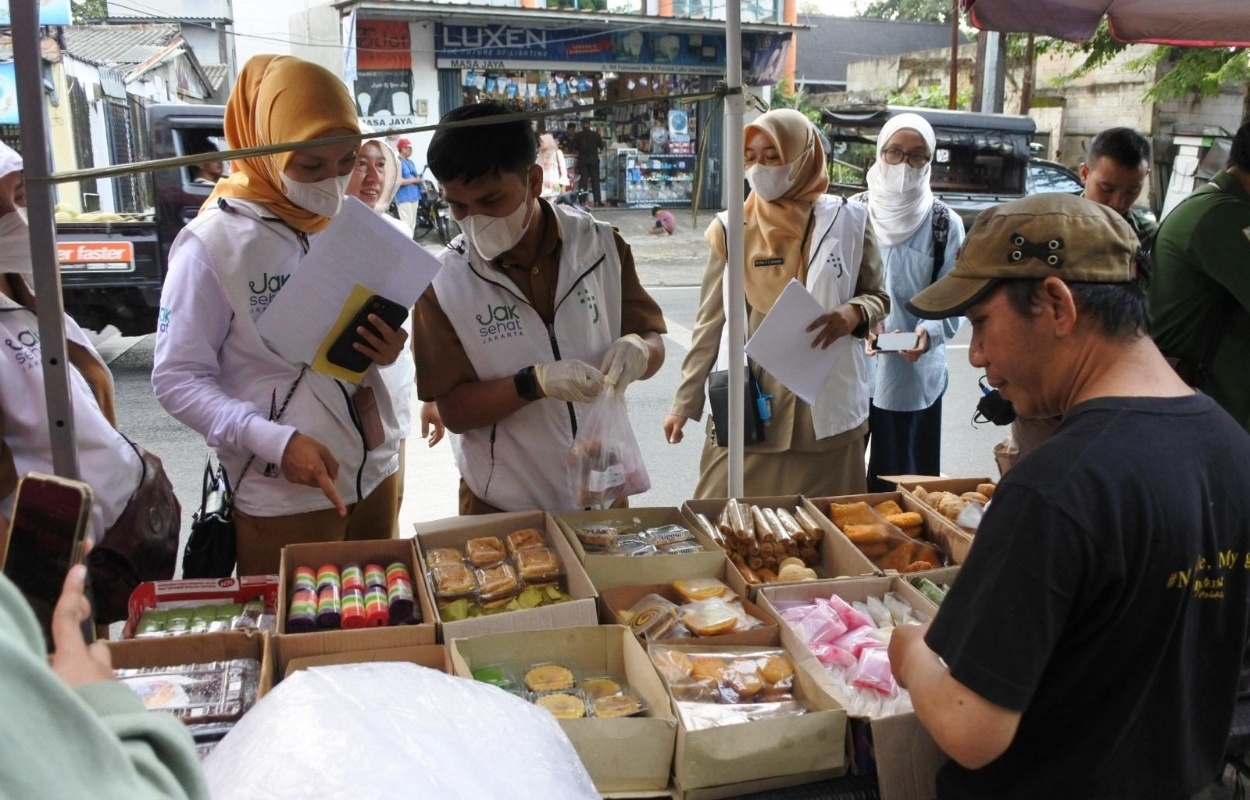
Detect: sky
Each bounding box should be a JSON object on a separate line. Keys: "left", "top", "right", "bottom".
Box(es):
{"left": 805, "top": 0, "right": 862, "bottom": 16}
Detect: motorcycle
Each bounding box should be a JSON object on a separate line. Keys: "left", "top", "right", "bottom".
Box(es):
{"left": 414, "top": 167, "right": 457, "bottom": 246}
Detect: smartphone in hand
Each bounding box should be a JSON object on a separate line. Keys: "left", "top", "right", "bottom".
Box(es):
{"left": 875, "top": 332, "right": 921, "bottom": 352}
{"left": 2, "top": 473, "right": 94, "bottom": 651}
{"left": 325, "top": 295, "right": 410, "bottom": 373}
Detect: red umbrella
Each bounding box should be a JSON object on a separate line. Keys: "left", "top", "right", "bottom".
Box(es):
{"left": 962, "top": 0, "right": 1250, "bottom": 46}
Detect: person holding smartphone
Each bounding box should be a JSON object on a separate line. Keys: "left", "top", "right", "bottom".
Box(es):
{"left": 0, "top": 552, "right": 208, "bottom": 798}
{"left": 852, "top": 113, "right": 965, "bottom": 491}
{"left": 153, "top": 56, "right": 409, "bottom": 576}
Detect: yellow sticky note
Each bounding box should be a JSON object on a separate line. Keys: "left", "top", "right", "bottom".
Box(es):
{"left": 312, "top": 283, "right": 378, "bottom": 383}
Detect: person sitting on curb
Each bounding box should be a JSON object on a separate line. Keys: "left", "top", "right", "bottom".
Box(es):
{"left": 648, "top": 205, "right": 676, "bottom": 236}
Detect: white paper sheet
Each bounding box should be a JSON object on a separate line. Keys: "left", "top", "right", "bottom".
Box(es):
{"left": 255, "top": 197, "right": 441, "bottom": 365}
{"left": 744, "top": 278, "right": 837, "bottom": 406}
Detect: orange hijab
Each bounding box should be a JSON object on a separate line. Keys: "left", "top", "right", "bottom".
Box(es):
{"left": 207, "top": 55, "right": 360, "bottom": 233}
{"left": 709, "top": 108, "right": 828, "bottom": 314}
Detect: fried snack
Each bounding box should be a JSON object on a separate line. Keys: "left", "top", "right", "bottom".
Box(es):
{"left": 673, "top": 577, "right": 731, "bottom": 602}
{"left": 425, "top": 548, "right": 464, "bottom": 569}
{"left": 775, "top": 508, "right": 804, "bottom": 540}
{"left": 901, "top": 560, "right": 935, "bottom": 573}
{"left": 726, "top": 499, "right": 750, "bottom": 539}
{"left": 777, "top": 563, "right": 818, "bottom": 582}
{"left": 593, "top": 694, "right": 642, "bottom": 718}
{"left": 525, "top": 664, "right": 575, "bottom": 692}
{"left": 432, "top": 562, "right": 476, "bottom": 596}
{"left": 936, "top": 495, "right": 966, "bottom": 521}
{"left": 873, "top": 500, "right": 904, "bottom": 517}
{"left": 885, "top": 512, "right": 924, "bottom": 530}
{"left": 779, "top": 556, "right": 805, "bottom": 571}
{"left": 476, "top": 563, "right": 519, "bottom": 599}
{"left": 690, "top": 655, "right": 727, "bottom": 683}
{"left": 515, "top": 548, "right": 561, "bottom": 582}
{"left": 583, "top": 678, "right": 622, "bottom": 699}
{"left": 830, "top": 501, "right": 876, "bottom": 527}
{"left": 880, "top": 540, "right": 918, "bottom": 571}
{"left": 843, "top": 524, "right": 888, "bottom": 544}
{"left": 683, "top": 601, "right": 741, "bottom": 636}
{"left": 536, "top": 692, "right": 585, "bottom": 719}
{"left": 750, "top": 505, "right": 775, "bottom": 543}
{"left": 506, "top": 528, "right": 546, "bottom": 556}
{"left": 961, "top": 491, "right": 991, "bottom": 505}
{"left": 795, "top": 506, "right": 825, "bottom": 542}
{"left": 858, "top": 542, "right": 889, "bottom": 559}
{"left": 912, "top": 486, "right": 932, "bottom": 505}
{"left": 693, "top": 512, "right": 729, "bottom": 549}
{"left": 757, "top": 567, "right": 779, "bottom": 582}
{"left": 761, "top": 655, "right": 794, "bottom": 685}
{"left": 466, "top": 536, "right": 506, "bottom": 567}
{"left": 739, "top": 564, "right": 762, "bottom": 585}
{"left": 915, "top": 544, "right": 942, "bottom": 566}
{"left": 726, "top": 662, "right": 764, "bottom": 697}
{"left": 977, "top": 483, "right": 997, "bottom": 499}
{"left": 902, "top": 525, "right": 924, "bottom": 540}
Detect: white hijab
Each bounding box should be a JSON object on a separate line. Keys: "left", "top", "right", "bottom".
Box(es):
{"left": 865, "top": 113, "right": 936, "bottom": 248}
{"left": 0, "top": 141, "right": 30, "bottom": 275}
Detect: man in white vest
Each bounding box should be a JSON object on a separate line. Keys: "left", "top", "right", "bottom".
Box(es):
{"left": 414, "top": 102, "right": 667, "bottom": 514}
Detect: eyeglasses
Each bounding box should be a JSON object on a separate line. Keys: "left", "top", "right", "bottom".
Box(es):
{"left": 882, "top": 147, "right": 931, "bottom": 168}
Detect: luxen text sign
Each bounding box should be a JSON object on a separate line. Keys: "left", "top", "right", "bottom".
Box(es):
{"left": 57, "top": 241, "right": 136, "bottom": 272}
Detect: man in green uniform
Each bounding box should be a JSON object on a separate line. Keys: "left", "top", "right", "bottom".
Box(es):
{"left": 1080, "top": 126, "right": 1157, "bottom": 252}
{"left": 1150, "top": 121, "right": 1250, "bottom": 430}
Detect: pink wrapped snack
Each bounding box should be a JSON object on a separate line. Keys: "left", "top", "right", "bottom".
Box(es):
{"left": 791, "top": 604, "right": 848, "bottom": 646}
{"left": 809, "top": 642, "right": 857, "bottom": 669}
{"left": 849, "top": 646, "right": 897, "bottom": 696}
{"left": 831, "top": 626, "right": 886, "bottom": 659}
{"left": 825, "top": 595, "right": 873, "bottom": 630}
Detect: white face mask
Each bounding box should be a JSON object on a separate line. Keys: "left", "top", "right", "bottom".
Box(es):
{"left": 16, "top": 207, "right": 27, "bottom": 225}
{"left": 876, "top": 161, "right": 927, "bottom": 195}
{"left": 746, "top": 163, "right": 795, "bottom": 202}
{"left": 462, "top": 187, "right": 534, "bottom": 262}
{"left": 281, "top": 172, "right": 352, "bottom": 218}
{"left": 0, "top": 210, "right": 32, "bottom": 275}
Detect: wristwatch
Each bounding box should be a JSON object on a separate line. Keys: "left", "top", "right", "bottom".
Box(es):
{"left": 514, "top": 365, "right": 541, "bottom": 402}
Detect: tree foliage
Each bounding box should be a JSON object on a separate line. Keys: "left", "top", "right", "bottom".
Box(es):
{"left": 889, "top": 84, "right": 973, "bottom": 110}
{"left": 769, "top": 76, "right": 823, "bottom": 126}
{"left": 860, "top": 0, "right": 954, "bottom": 24}
{"left": 72, "top": 0, "right": 109, "bottom": 23}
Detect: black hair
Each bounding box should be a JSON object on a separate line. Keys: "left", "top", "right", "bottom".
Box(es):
{"left": 1229, "top": 121, "right": 1250, "bottom": 171}
{"left": 426, "top": 102, "right": 538, "bottom": 184}
{"left": 1087, "top": 127, "right": 1151, "bottom": 171}
{"left": 1001, "top": 250, "right": 1154, "bottom": 339}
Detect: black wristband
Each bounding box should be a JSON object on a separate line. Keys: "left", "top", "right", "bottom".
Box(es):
{"left": 514, "top": 365, "right": 540, "bottom": 402}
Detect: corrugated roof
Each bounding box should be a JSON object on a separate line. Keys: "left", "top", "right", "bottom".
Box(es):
{"left": 794, "top": 15, "right": 966, "bottom": 88}
{"left": 202, "top": 63, "right": 228, "bottom": 90}
{"left": 63, "top": 23, "right": 180, "bottom": 69}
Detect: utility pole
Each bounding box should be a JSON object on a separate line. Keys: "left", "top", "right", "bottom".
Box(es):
{"left": 1020, "top": 33, "right": 1036, "bottom": 113}
{"left": 948, "top": 0, "right": 960, "bottom": 109}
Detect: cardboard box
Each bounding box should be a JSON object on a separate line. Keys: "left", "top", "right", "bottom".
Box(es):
{"left": 682, "top": 496, "right": 878, "bottom": 599}
{"left": 895, "top": 476, "right": 995, "bottom": 544}
{"left": 273, "top": 632, "right": 449, "bottom": 684}
{"left": 599, "top": 579, "right": 780, "bottom": 648}
{"left": 805, "top": 491, "right": 974, "bottom": 566}
{"left": 122, "top": 575, "right": 280, "bottom": 639}
{"left": 277, "top": 538, "right": 436, "bottom": 647}
{"left": 756, "top": 577, "right": 946, "bottom": 800}
{"left": 650, "top": 641, "right": 847, "bottom": 793}
{"left": 107, "top": 629, "right": 273, "bottom": 699}
{"left": 448, "top": 625, "right": 677, "bottom": 794}
{"left": 415, "top": 512, "right": 599, "bottom": 641}
{"left": 554, "top": 507, "right": 728, "bottom": 591}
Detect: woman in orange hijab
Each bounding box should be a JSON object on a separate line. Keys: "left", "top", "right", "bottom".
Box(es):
{"left": 153, "top": 55, "right": 409, "bottom": 576}
{"left": 664, "top": 109, "right": 889, "bottom": 499}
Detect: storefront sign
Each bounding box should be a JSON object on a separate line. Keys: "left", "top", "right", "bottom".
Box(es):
{"left": 743, "top": 32, "right": 792, "bottom": 86}
{"left": 435, "top": 23, "right": 726, "bottom": 74}
{"left": 57, "top": 241, "right": 135, "bottom": 273}
{"left": 355, "top": 69, "right": 417, "bottom": 129}
{"left": 0, "top": 0, "right": 71, "bottom": 26}
{"left": 356, "top": 19, "right": 412, "bottom": 71}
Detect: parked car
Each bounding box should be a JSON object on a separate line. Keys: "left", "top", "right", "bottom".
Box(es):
{"left": 1027, "top": 158, "right": 1084, "bottom": 195}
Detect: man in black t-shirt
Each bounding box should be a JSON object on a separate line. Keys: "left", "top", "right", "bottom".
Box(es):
{"left": 573, "top": 118, "right": 603, "bottom": 207}
{"left": 893, "top": 193, "right": 1250, "bottom": 799}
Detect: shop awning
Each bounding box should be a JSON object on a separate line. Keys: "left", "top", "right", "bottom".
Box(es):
{"left": 962, "top": 0, "right": 1250, "bottom": 46}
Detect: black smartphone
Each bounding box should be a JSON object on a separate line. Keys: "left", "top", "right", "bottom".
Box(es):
{"left": 2, "top": 473, "right": 94, "bottom": 651}
{"left": 325, "top": 294, "right": 410, "bottom": 373}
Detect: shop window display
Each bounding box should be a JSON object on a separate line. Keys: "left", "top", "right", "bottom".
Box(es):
{"left": 458, "top": 69, "right": 701, "bottom": 206}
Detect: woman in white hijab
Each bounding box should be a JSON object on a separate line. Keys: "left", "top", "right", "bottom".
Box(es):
{"left": 855, "top": 113, "right": 965, "bottom": 490}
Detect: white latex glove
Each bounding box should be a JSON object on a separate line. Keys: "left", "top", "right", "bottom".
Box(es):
{"left": 600, "top": 333, "right": 649, "bottom": 391}
{"left": 534, "top": 360, "right": 606, "bottom": 403}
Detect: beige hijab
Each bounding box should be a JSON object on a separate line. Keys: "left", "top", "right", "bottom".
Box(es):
{"left": 709, "top": 109, "right": 828, "bottom": 314}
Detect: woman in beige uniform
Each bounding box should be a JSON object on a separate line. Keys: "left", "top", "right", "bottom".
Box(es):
{"left": 663, "top": 109, "right": 888, "bottom": 498}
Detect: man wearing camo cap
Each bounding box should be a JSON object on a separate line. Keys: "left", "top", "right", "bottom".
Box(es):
{"left": 888, "top": 192, "right": 1250, "bottom": 798}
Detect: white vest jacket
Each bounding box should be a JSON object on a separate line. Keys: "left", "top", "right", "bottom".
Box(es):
{"left": 175, "top": 200, "right": 400, "bottom": 515}
{"left": 0, "top": 300, "right": 141, "bottom": 539}
{"left": 717, "top": 195, "right": 871, "bottom": 439}
{"left": 434, "top": 204, "right": 622, "bottom": 512}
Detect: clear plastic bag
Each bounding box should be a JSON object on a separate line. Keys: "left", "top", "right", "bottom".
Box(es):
{"left": 568, "top": 388, "right": 650, "bottom": 507}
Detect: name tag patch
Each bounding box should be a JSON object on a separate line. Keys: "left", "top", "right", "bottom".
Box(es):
{"left": 754, "top": 258, "right": 785, "bottom": 267}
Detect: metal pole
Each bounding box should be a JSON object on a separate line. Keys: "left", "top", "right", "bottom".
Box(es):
{"left": 13, "top": 1, "right": 81, "bottom": 482}
{"left": 948, "top": 0, "right": 960, "bottom": 109}
{"left": 725, "top": 0, "right": 745, "bottom": 497}
{"left": 980, "top": 30, "right": 1000, "bottom": 115}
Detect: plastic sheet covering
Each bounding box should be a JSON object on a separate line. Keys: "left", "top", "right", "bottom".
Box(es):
{"left": 203, "top": 662, "right": 599, "bottom": 800}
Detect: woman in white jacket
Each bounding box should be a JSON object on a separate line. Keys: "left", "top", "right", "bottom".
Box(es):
{"left": 153, "top": 56, "right": 408, "bottom": 576}
{"left": 663, "top": 109, "right": 889, "bottom": 498}
{"left": 855, "top": 113, "right": 965, "bottom": 490}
